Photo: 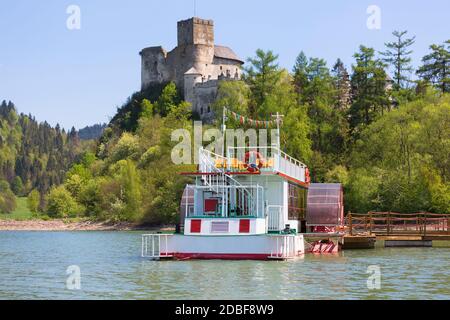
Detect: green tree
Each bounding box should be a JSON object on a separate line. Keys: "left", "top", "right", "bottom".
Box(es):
{"left": 380, "top": 30, "right": 415, "bottom": 90}
{"left": 350, "top": 46, "right": 390, "bottom": 134}
{"left": 416, "top": 40, "right": 450, "bottom": 93}
{"left": 0, "top": 180, "right": 16, "bottom": 213}
{"left": 244, "top": 49, "right": 283, "bottom": 116}
{"left": 110, "top": 133, "right": 141, "bottom": 163}
{"left": 27, "top": 189, "right": 40, "bottom": 213}
{"left": 212, "top": 81, "right": 250, "bottom": 121}
{"left": 46, "top": 186, "right": 80, "bottom": 217}
{"left": 155, "top": 82, "right": 180, "bottom": 116}
{"left": 292, "top": 51, "right": 309, "bottom": 102}
{"left": 140, "top": 99, "right": 154, "bottom": 118}
{"left": 332, "top": 59, "right": 352, "bottom": 110}
{"left": 348, "top": 92, "right": 450, "bottom": 213}
{"left": 11, "top": 176, "right": 24, "bottom": 196}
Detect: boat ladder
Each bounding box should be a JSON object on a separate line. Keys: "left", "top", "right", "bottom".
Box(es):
{"left": 141, "top": 234, "right": 173, "bottom": 260}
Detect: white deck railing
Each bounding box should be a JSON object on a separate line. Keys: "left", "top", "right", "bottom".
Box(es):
{"left": 225, "top": 146, "right": 307, "bottom": 183}
{"left": 269, "top": 235, "right": 297, "bottom": 259}
{"left": 141, "top": 234, "right": 173, "bottom": 259}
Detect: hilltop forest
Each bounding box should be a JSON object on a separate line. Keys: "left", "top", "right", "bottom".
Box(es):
{"left": 1, "top": 32, "right": 449, "bottom": 222}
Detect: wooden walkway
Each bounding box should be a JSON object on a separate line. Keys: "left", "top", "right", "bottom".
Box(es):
{"left": 345, "top": 212, "right": 450, "bottom": 241}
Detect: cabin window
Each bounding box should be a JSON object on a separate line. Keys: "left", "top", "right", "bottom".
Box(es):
{"left": 204, "top": 199, "right": 218, "bottom": 214}
{"left": 288, "top": 183, "right": 307, "bottom": 220}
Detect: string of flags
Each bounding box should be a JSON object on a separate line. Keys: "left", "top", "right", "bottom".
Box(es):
{"left": 223, "top": 107, "right": 282, "bottom": 128}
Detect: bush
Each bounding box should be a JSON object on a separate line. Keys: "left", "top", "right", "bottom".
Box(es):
{"left": 0, "top": 180, "right": 17, "bottom": 213}
{"left": 46, "top": 186, "right": 80, "bottom": 218}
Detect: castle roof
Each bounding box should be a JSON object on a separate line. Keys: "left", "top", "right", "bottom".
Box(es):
{"left": 184, "top": 67, "right": 202, "bottom": 75}
{"left": 214, "top": 45, "right": 244, "bottom": 64}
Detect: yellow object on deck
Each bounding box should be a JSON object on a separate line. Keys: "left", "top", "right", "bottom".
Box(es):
{"left": 214, "top": 157, "right": 276, "bottom": 170}
{"left": 214, "top": 159, "right": 227, "bottom": 168}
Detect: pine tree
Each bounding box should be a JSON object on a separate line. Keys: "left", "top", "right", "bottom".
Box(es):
{"left": 416, "top": 40, "right": 450, "bottom": 93}
{"left": 380, "top": 30, "right": 415, "bottom": 90}
{"left": 350, "top": 46, "right": 390, "bottom": 132}
{"left": 332, "top": 59, "right": 352, "bottom": 110}
{"left": 244, "top": 49, "right": 282, "bottom": 116}
{"left": 292, "top": 52, "right": 309, "bottom": 103}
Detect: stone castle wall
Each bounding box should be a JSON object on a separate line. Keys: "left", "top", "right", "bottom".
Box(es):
{"left": 140, "top": 17, "right": 243, "bottom": 121}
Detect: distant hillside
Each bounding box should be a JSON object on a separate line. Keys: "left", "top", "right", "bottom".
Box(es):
{"left": 78, "top": 123, "right": 106, "bottom": 140}
{"left": 0, "top": 100, "right": 90, "bottom": 198}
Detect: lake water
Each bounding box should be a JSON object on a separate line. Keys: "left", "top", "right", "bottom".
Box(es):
{"left": 0, "top": 231, "right": 449, "bottom": 300}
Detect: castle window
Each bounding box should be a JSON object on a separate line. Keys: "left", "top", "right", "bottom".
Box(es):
{"left": 220, "top": 66, "right": 223, "bottom": 70}
{"left": 207, "top": 106, "right": 211, "bottom": 113}
{"left": 200, "top": 107, "right": 203, "bottom": 114}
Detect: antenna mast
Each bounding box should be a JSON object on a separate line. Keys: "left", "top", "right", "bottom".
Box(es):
{"left": 271, "top": 112, "right": 284, "bottom": 149}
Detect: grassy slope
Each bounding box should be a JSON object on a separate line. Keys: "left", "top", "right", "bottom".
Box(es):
{"left": 0, "top": 197, "right": 34, "bottom": 220}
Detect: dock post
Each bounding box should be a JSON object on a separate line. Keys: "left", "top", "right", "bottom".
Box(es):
{"left": 423, "top": 213, "right": 427, "bottom": 236}
{"left": 448, "top": 216, "right": 450, "bottom": 235}
{"left": 387, "top": 211, "right": 391, "bottom": 235}
{"left": 369, "top": 212, "right": 373, "bottom": 235}
{"left": 348, "top": 211, "right": 353, "bottom": 236}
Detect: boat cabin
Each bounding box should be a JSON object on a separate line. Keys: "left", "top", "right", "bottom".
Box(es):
{"left": 180, "top": 146, "right": 310, "bottom": 236}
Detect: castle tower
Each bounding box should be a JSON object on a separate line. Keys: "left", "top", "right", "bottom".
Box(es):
{"left": 174, "top": 17, "right": 215, "bottom": 85}
{"left": 177, "top": 17, "right": 214, "bottom": 47}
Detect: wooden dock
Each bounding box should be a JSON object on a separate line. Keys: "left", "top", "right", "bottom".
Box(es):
{"left": 343, "top": 212, "right": 450, "bottom": 248}
{"left": 342, "top": 235, "right": 376, "bottom": 249}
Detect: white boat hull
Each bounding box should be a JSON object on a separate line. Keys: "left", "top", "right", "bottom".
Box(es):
{"left": 147, "top": 234, "right": 305, "bottom": 260}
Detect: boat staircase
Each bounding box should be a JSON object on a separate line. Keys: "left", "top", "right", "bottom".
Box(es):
{"left": 198, "top": 148, "right": 258, "bottom": 217}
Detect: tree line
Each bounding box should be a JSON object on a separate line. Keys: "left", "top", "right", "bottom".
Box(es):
{"left": 2, "top": 31, "right": 448, "bottom": 219}
{"left": 0, "top": 101, "right": 94, "bottom": 213}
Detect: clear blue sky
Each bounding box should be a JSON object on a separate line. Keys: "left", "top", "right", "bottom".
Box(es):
{"left": 1, "top": 0, "right": 449, "bottom": 129}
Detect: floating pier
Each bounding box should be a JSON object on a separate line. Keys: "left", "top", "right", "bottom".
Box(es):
{"left": 343, "top": 212, "right": 450, "bottom": 248}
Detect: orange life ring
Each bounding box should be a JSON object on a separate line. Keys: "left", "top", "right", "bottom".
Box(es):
{"left": 244, "top": 151, "right": 264, "bottom": 173}
{"left": 305, "top": 167, "right": 311, "bottom": 184}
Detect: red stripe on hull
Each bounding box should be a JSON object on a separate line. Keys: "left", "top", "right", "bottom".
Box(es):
{"left": 173, "top": 252, "right": 270, "bottom": 260}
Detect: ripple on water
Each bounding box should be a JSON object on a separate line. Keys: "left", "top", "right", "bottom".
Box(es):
{"left": 0, "top": 231, "right": 449, "bottom": 299}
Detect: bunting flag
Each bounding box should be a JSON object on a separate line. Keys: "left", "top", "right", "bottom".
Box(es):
{"left": 223, "top": 107, "right": 282, "bottom": 128}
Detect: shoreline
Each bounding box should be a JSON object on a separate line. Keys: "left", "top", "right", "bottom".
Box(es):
{"left": 0, "top": 219, "right": 170, "bottom": 231}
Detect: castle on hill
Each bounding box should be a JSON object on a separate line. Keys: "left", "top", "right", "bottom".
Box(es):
{"left": 140, "top": 17, "right": 243, "bottom": 121}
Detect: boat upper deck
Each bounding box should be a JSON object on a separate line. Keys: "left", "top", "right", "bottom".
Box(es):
{"left": 193, "top": 146, "right": 309, "bottom": 186}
